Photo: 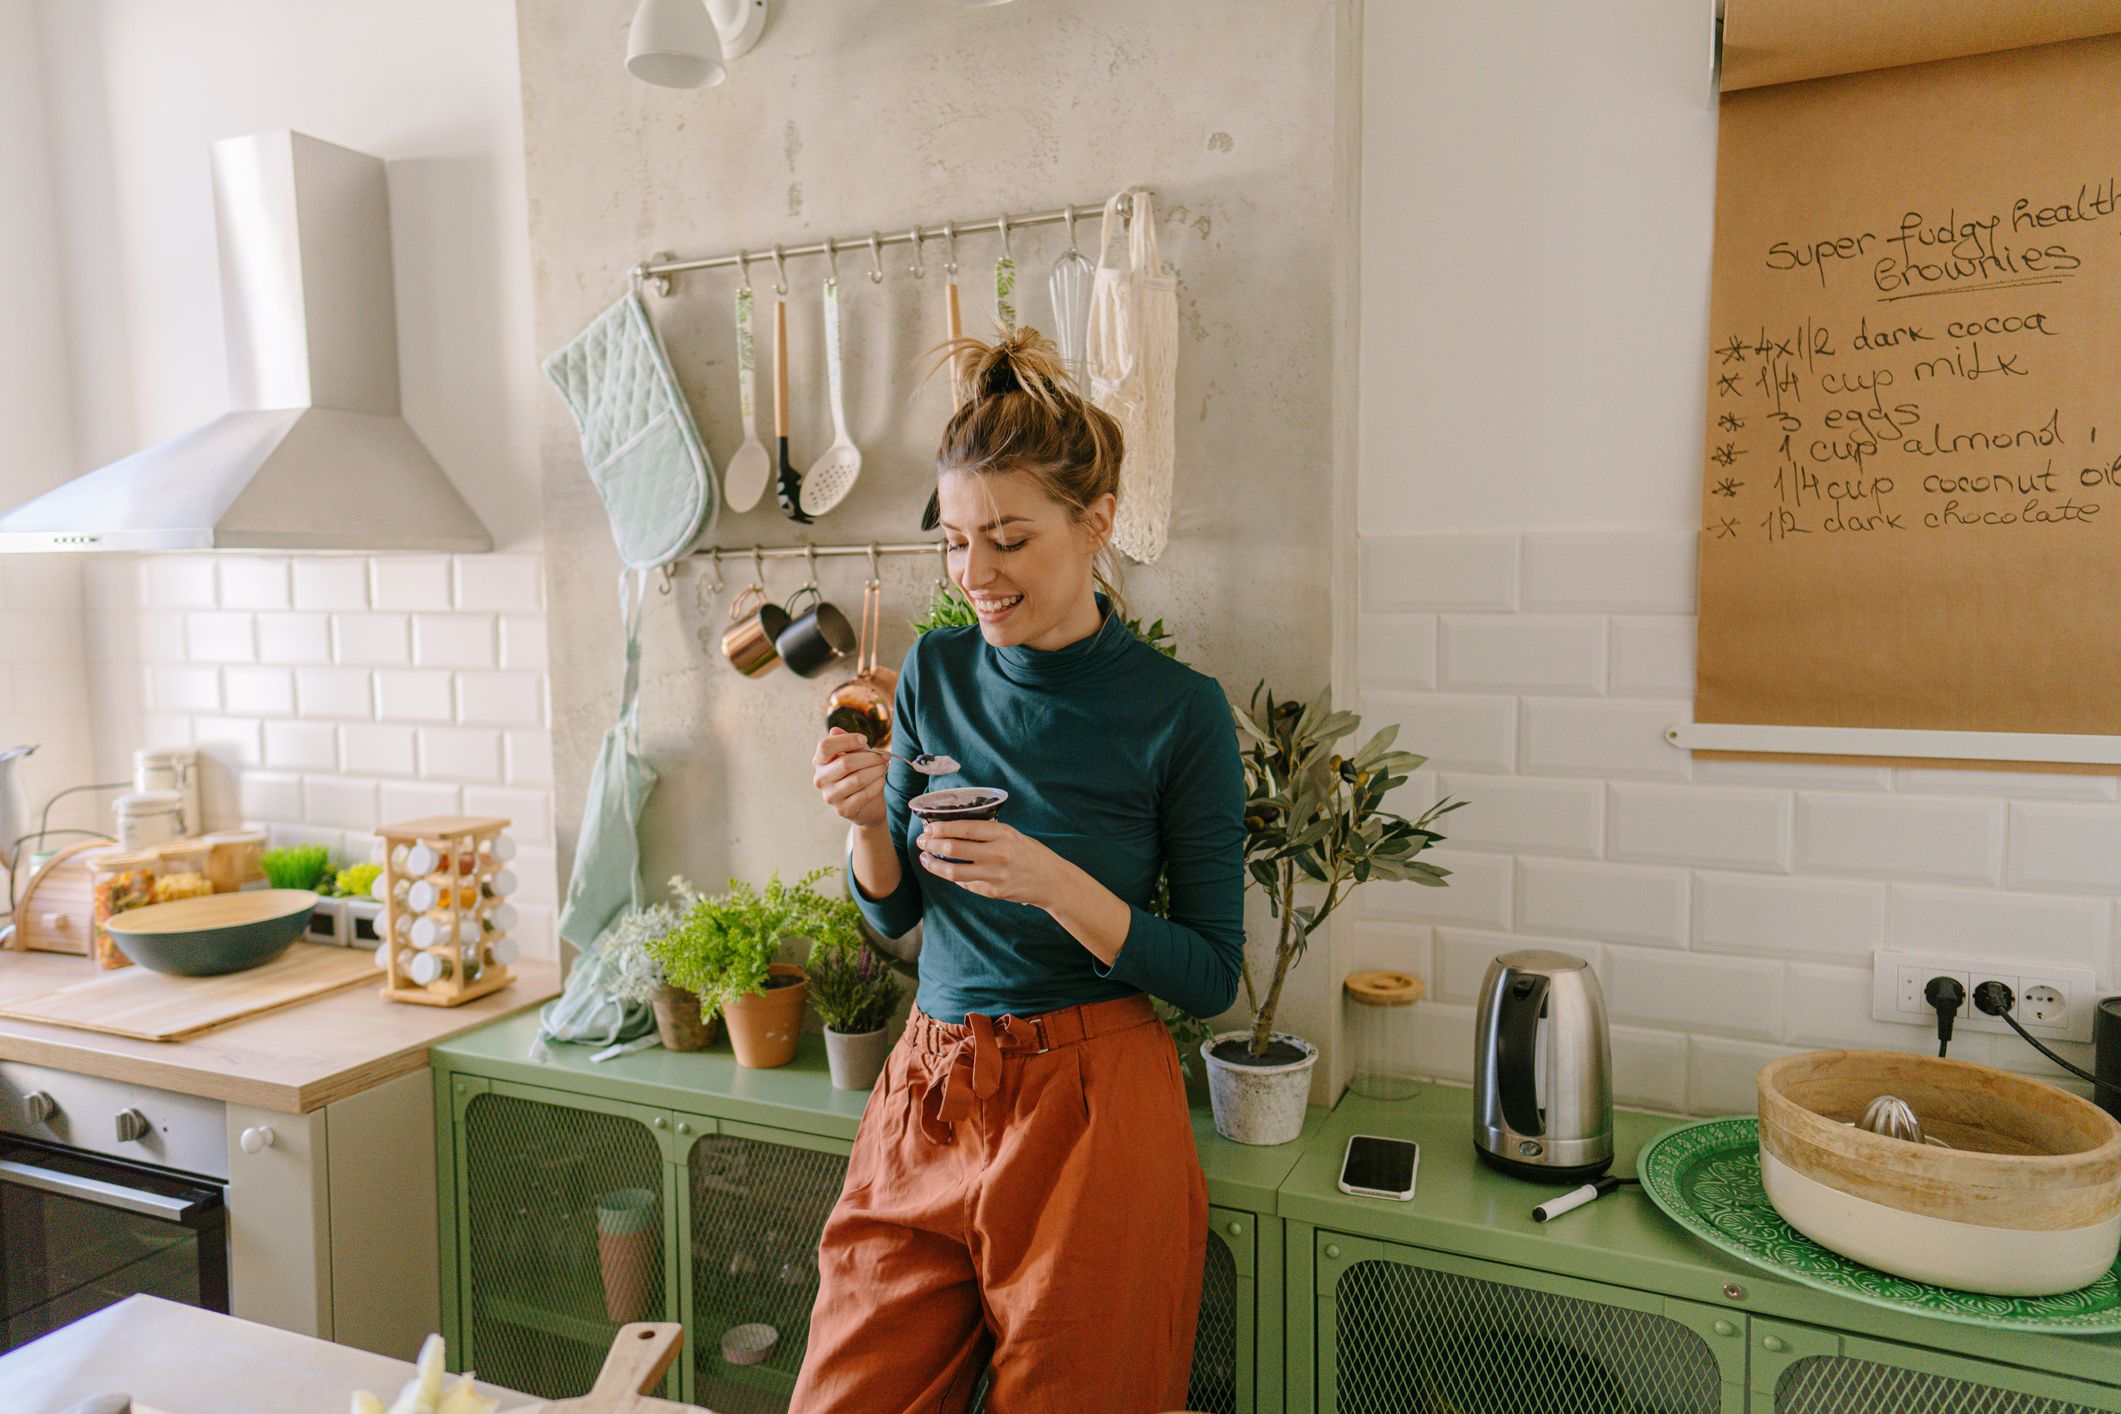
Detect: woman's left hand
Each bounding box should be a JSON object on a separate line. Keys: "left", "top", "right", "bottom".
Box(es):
{"left": 915, "top": 820, "right": 1068, "bottom": 907}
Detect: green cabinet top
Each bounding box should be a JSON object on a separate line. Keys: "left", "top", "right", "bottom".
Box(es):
{"left": 433, "top": 1009, "right": 1327, "bottom": 1211}
{"left": 1281, "top": 1086, "right": 2121, "bottom": 1389}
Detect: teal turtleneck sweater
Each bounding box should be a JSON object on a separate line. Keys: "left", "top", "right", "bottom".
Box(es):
{"left": 851, "top": 603, "right": 1245, "bottom": 1025}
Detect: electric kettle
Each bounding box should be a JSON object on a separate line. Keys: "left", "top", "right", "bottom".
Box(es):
{"left": 1472, "top": 949, "right": 1613, "bottom": 1182}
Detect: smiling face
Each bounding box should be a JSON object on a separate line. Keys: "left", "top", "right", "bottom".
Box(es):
{"left": 937, "top": 469, "right": 1115, "bottom": 651}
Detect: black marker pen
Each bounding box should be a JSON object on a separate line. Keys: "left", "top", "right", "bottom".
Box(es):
{"left": 1533, "top": 1175, "right": 1624, "bottom": 1223}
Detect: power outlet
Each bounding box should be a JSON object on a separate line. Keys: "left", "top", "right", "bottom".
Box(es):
{"left": 1871, "top": 952, "right": 2097, "bottom": 1045}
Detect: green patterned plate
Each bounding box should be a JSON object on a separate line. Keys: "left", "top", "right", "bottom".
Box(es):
{"left": 1639, "top": 1116, "right": 2121, "bottom": 1334}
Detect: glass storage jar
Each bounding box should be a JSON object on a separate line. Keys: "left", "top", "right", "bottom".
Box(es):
{"left": 202, "top": 830, "right": 268, "bottom": 893}
{"left": 88, "top": 848, "right": 160, "bottom": 970}
{"left": 1344, "top": 969, "right": 1427, "bottom": 1100}
{"left": 150, "top": 840, "right": 214, "bottom": 903}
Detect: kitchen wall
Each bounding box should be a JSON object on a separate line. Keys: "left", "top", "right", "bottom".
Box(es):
{"left": 0, "top": 0, "right": 561, "bottom": 952}
{"left": 1352, "top": 2, "right": 2120, "bottom": 1113}
{"left": 518, "top": 2, "right": 1358, "bottom": 1060}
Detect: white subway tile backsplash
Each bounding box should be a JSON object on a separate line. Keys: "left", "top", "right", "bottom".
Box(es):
{"left": 1518, "top": 858, "right": 1689, "bottom": 948}
{"left": 192, "top": 715, "right": 263, "bottom": 769}
{"left": 1610, "top": 783, "right": 1790, "bottom": 871}
{"left": 263, "top": 721, "right": 338, "bottom": 772}
{"left": 464, "top": 786, "right": 553, "bottom": 846}
{"left": 1888, "top": 884, "right": 2109, "bottom": 969}
{"left": 332, "top": 614, "right": 410, "bottom": 667}
{"left": 153, "top": 667, "right": 220, "bottom": 714}
{"left": 1795, "top": 793, "right": 2005, "bottom": 885}
{"left": 1694, "top": 872, "right": 1886, "bottom": 960}
{"left": 418, "top": 726, "right": 504, "bottom": 783}
{"left": 145, "top": 557, "right": 217, "bottom": 609}
{"left": 1686, "top": 1037, "right": 1796, "bottom": 1115}
{"left": 292, "top": 560, "right": 370, "bottom": 611}
{"left": 2007, "top": 803, "right": 2121, "bottom": 893}
{"left": 223, "top": 668, "right": 296, "bottom": 717}
{"left": 1361, "top": 692, "right": 1516, "bottom": 773}
{"left": 1343, "top": 921, "right": 1433, "bottom": 980}
{"left": 1433, "top": 773, "right": 1601, "bottom": 857}
{"left": 295, "top": 668, "right": 374, "bottom": 720}
{"left": 1521, "top": 699, "right": 1690, "bottom": 780}
{"left": 1896, "top": 768, "right": 2118, "bottom": 802}
{"left": 238, "top": 771, "right": 303, "bottom": 823}
{"left": 456, "top": 671, "right": 545, "bottom": 727}
{"left": 1607, "top": 616, "right": 1695, "bottom": 698}
{"left": 454, "top": 554, "right": 544, "bottom": 612}
{"left": 1610, "top": 1026, "right": 1690, "bottom": 1113}
{"left": 1605, "top": 946, "right": 1782, "bottom": 1040}
{"left": 185, "top": 612, "right": 255, "bottom": 663}
{"left": 340, "top": 723, "right": 418, "bottom": 777}
{"left": 375, "top": 670, "right": 454, "bottom": 723}
{"left": 371, "top": 558, "right": 454, "bottom": 612}
{"left": 505, "top": 730, "right": 556, "bottom": 787}
{"left": 1783, "top": 963, "right": 1936, "bottom": 1051}
{"left": 499, "top": 615, "right": 550, "bottom": 673}
{"left": 1432, "top": 928, "right": 1599, "bottom": 1005}
{"left": 217, "top": 558, "right": 290, "bottom": 610}
{"left": 303, "top": 775, "right": 379, "bottom": 830}
{"left": 381, "top": 781, "right": 462, "bottom": 823}
{"left": 1359, "top": 534, "right": 1518, "bottom": 612}
{"left": 1356, "top": 615, "right": 1436, "bottom": 690}
{"left": 1410, "top": 1001, "right": 1477, "bottom": 1084}
{"left": 1439, "top": 616, "right": 1605, "bottom": 694}
{"left": 256, "top": 613, "right": 331, "bottom": 665}
{"left": 1695, "top": 757, "right": 1893, "bottom": 791}
{"left": 1521, "top": 532, "right": 1696, "bottom": 613}
{"left": 413, "top": 615, "right": 497, "bottom": 669}
{"left": 1363, "top": 849, "right": 1512, "bottom": 929}
{"left": 508, "top": 844, "right": 560, "bottom": 907}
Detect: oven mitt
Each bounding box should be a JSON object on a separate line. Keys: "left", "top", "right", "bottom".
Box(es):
{"left": 543, "top": 291, "right": 717, "bottom": 572}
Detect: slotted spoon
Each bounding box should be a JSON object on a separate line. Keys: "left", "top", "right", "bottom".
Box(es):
{"left": 722, "top": 283, "right": 771, "bottom": 512}
{"left": 799, "top": 270, "right": 862, "bottom": 516}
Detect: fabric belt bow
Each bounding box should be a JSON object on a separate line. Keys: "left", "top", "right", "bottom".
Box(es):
{"left": 919, "top": 1012, "right": 1049, "bottom": 1144}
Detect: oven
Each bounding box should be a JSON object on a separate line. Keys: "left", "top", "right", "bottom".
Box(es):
{"left": 0, "top": 1061, "right": 230, "bottom": 1354}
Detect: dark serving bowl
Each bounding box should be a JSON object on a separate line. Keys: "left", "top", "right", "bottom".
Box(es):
{"left": 104, "top": 889, "right": 319, "bottom": 976}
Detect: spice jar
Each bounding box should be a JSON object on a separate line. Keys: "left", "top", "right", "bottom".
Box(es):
{"left": 151, "top": 840, "right": 214, "bottom": 903}
{"left": 89, "top": 848, "right": 160, "bottom": 970}
{"left": 202, "top": 830, "right": 268, "bottom": 893}
{"left": 1344, "top": 969, "right": 1427, "bottom": 1101}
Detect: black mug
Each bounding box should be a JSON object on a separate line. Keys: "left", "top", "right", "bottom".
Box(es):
{"left": 775, "top": 586, "right": 856, "bottom": 678}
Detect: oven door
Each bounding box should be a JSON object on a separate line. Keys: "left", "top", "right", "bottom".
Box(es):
{"left": 0, "top": 1136, "right": 228, "bottom": 1352}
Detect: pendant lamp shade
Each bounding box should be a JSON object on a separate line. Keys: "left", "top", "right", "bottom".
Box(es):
{"left": 626, "top": 0, "right": 727, "bottom": 89}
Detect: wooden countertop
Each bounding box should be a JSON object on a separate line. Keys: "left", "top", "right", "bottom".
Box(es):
{"left": 0, "top": 1294, "right": 538, "bottom": 1413}
{"left": 0, "top": 950, "right": 560, "bottom": 1114}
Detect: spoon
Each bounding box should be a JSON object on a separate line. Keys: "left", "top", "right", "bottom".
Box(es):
{"left": 799, "top": 264, "right": 863, "bottom": 517}
{"left": 885, "top": 747, "right": 958, "bottom": 776}
{"left": 723, "top": 283, "right": 770, "bottom": 512}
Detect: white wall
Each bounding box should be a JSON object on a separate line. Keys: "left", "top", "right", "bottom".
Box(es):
{"left": 1353, "top": 2, "right": 2119, "bottom": 1114}
{"left": 3, "top": 0, "right": 559, "bottom": 949}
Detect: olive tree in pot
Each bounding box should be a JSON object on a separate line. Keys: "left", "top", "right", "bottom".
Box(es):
{"left": 649, "top": 867, "right": 837, "bottom": 1069}
{"left": 1204, "top": 685, "right": 1461, "bottom": 1145}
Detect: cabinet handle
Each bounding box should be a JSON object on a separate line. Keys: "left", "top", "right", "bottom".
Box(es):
{"left": 1324, "top": 1243, "right": 1341, "bottom": 1260}
{"left": 677, "top": 1121, "right": 692, "bottom": 1136}
{"left": 652, "top": 1116, "right": 667, "bottom": 1129}
{"left": 1225, "top": 1220, "right": 1244, "bottom": 1237}
{"left": 1712, "top": 1319, "right": 1737, "bottom": 1337}
{"left": 239, "top": 1125, "right": 275, "bottom": 1154}
{"left": 1761, "top": 1335, "right": 1789, "bottom": 1353}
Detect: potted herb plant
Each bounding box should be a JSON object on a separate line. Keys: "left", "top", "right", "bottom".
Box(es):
{"left": 1204, "top": 685, "right": 1462, "bottom": 1145}
{"left": 807, "top": 917, "right": 906, "bottom": 1089}
{"left": 606, "top": 878, "right": 716, "bottom": 1052}
{"left": 648, "top": 867, "right": 836, "bottom": 1069}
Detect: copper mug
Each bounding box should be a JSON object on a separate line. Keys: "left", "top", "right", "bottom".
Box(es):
{"left": 721, "top": 586, "right": 791, "bottom": 677}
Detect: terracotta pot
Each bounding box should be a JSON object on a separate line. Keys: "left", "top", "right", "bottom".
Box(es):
{"left": 824, "top": 1025, "right": 892, "bottom": 1089}
{"left": 650, "top": 984, "right": 716, "bottom": 1052}
{"left": 722, "top": 962, "right": 808, "bottom": 1068}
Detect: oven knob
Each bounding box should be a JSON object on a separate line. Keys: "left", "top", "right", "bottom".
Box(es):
{"left": 240, "top": 1125, "right": 276, "bottom": 1154}
{"left": 22, "top": 1091, "right": 57, "bottom": 1124}
{"left": 114, "top": 1107, "right": 151, "bottom": 1143}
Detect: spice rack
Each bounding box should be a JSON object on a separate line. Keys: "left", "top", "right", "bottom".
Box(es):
{"left": 373, "top": 814, "right": 520, "bottom": 1007}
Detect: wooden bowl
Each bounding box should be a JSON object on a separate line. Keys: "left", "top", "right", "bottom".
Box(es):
{"left": 104, "top": 889, "right": 319, "bottom": 976}
{"left": 1758, "top": 1049, "right": 2121, "bottom": 1295}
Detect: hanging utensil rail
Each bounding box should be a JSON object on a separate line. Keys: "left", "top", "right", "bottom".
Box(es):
{"left": 694, "top": 540, "right": 940, "bottom": 561}
{"left": 631, "top": 194, "right": 1142, "bottom": 295}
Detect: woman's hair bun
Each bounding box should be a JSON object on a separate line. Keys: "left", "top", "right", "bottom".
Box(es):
{"left": 955, "top": 325, "right": 1068, "bottom": 410}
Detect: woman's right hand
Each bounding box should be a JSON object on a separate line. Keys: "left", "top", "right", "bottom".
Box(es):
{"left": 813, "top": 728, "right": 888, "bottom": 829}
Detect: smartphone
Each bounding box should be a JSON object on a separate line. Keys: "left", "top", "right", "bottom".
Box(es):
{"left": 1338, "top": 1134, "right": 1419, "bottom": 1201}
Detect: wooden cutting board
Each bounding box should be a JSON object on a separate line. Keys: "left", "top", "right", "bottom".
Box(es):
{"left": 0, "top": 943, "right": 377, "bottom": 1042}
{"left": 534, "top": 1323, "right": 708, "bottom": 1413}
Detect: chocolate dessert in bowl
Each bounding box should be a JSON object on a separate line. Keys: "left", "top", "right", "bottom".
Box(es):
{"left": 909, "top": 786, "right": 1009, "bottom": 864}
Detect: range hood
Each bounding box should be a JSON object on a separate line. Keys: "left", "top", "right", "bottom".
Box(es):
{"left": 0, "top": 131, "right": 490, "bottom": 553}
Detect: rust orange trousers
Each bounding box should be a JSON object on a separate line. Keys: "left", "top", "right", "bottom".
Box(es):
{"left": 789, "top": 993, "right": 1208, "bottom": 1413}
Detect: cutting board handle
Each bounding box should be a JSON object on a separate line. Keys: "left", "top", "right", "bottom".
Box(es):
{"left": 588, "top": 1322, "right": 686, "bottom": 1400}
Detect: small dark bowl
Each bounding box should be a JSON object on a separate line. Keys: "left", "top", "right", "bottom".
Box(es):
{"left": 104, "top": 889, "right": 319, "bottom": 976}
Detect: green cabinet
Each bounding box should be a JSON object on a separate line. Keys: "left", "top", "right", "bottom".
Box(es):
{"left": 1752, "top": 1318, "right": 2121, "bottom": 1414}
{"left": 1314, "top": 1235, "right": 1745, "bottom": 1414}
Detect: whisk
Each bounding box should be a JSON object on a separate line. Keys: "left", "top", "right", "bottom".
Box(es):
{"left": 1048, "top": 204, "right": 1095, "bottom": 388}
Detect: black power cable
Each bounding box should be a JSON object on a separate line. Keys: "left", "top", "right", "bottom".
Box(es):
{"left": 1972, "top": 980, "right": 2121, "bottom": 1101}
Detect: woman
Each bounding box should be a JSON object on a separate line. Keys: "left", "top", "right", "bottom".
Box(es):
{"left": 790, "top": 328, "right": 1245, "bottom": 1414}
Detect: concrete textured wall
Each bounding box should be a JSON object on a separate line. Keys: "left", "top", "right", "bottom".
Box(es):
{"left": 518, "top": 1, "right": 1358, "bottom": 1062}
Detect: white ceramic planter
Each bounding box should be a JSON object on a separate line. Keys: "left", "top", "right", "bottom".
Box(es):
{"left": 824, "top": 1025, "right": 892, "bottom": 1090}
{"left": 1202, "top": 1029, "right": 1318, "bottom": 1146}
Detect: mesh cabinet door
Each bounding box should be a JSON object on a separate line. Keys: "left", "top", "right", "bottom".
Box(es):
{"left": 1319, "top": 1236, "right": 1732, "bottom": 1414}
{"left": 1776, "top": 1356, "right": 2116, "bottom": 1414}
{"left": 458, "top": 1084, "right": 673, "bottom": 1400}
{"left": 684, "top": 1120, "right": 850, "bottom": 1414}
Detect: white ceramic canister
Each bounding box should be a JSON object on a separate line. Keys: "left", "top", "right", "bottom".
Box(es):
{"left": 134, "top": 747, "right": 202, "bottom": 836}
{"left": 114, "top": 790, "right": 184, "bottom": 851}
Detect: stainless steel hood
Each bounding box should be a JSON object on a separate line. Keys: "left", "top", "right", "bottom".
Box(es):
{"left": 0, "top": 131, "right": 490, "bottom": 553}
